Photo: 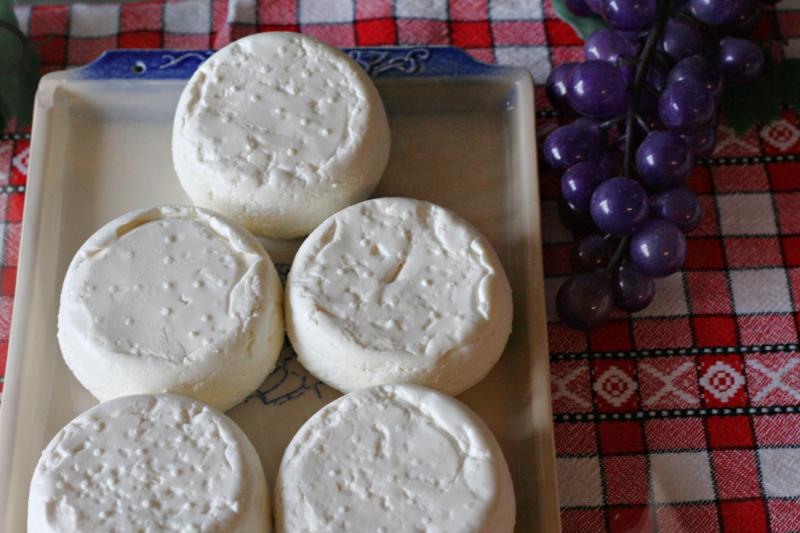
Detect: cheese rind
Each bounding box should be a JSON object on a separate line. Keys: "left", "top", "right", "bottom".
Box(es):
{"left": 275, "top": 384, "right": 515, "bottom": 532}
{"left": 28, "top": 394, "right": 270, "bottom": 532}
{"left": 57, "top": 205, "right": 284, "bottom": 411}
{"left": 286, "top": 197, "right": 513, "bottom": 395}
{"left": 172, "top": 32, "right": 391, "bottom": 239}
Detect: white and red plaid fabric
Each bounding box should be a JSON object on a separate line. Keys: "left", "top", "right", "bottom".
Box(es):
{"left": 4, "top": 1, "right": 800, "bottom": 531}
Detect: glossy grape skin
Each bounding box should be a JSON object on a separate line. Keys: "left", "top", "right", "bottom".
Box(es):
{"left": 562, "top": 163, "right": 607, "bottom": 212}
{"left": 567, "top": 0, "right": 596, "bottom": 16}
{"left": 635, "top": 131, "right": 694, "bottom": 190}
{"left": 630, "top": 219, "right": 688, "bottom": 277}
{"left": 600, "top": 0, "right": 657, "bottom": 30}
{"left": 586, "top": 0, "right": 603, "bottom": 13}
{"left": 567, "top": 61, "right": 631, "bottom": 119}
{"left": 689, "top": 0, "right": 752, "bottom": 26}
{"left": 543, "top": 119, "right": 604, "bottom": 171}
{"left": 652, "top": 188, "right": 702, "bottom": 232}
{"left": 546, "top": 62, "right": 578, "bottom": 113}
{"left": 659, "top": 78, "right": 716, "bottom": 132}
{"left": 572, "top": 234, "right": 611, "bottom": 271}
{"left": 584, "top": 29, "right": 640, "bottom": 65}
{"left": 613, "top": 262, "right": 655, "bottom": 311}
{"left": 599, "top": 150, "right": 623, "bottom": 177}
{"left": 680, "top": 128, "right": 717, "bottom": 159}
{"left": 590, "top": 177, "right": 649, "bottom": 236}
{"left": 660, "top": 18, "right": 703, "bottom": 62}
{"left": 719, "top": 37, "right": 765, "bottom": 82}
{"left": 556, "top": 271, "right": 614, "bottom": 330}
{"left": 667, "top": 55, "right": 724, "bottom": 99}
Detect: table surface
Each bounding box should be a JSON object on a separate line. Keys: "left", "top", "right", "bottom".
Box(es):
{"left": 4, "top": 1, "right": 800, "bottom": 531}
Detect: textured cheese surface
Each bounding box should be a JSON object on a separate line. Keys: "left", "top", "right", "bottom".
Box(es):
{"left": 275, "top": 385, "right": 515, "bottom": 533}
{"left": 58, "top": 206, "right": 284, "bottom": 411}
{"left": 28, "top": 394, "right": 270, "bottom": 533}
{"left": 286, "top": 198, "right": 513, "bottom": 394}
{"left": 172, "top": 32, "right": 390, "bottom": 239}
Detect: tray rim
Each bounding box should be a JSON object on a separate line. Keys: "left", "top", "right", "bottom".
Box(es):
{"left": 0, "top": 45, "right": 560, "bottom": 532}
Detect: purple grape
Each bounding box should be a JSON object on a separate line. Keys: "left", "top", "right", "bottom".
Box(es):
{"left": 660, "top": 18, "right": 703, "bottom": 62}
{"left": 567, "top": 61, "right": 631, "bottom": 119}
{"left": 586, "top": 0, "right": 603, "bottom": 13}
{"left": 590, "top": 177, "right": 649, "bottom": 236}
{"left": 556, "top": 271, "right": 613, "bottom": 330}
{"left": 729, "top": 1, "right": 761, "bottom": 34}
{"left": 719, "top": 37, "right": 765, "bottom": 82}
{"left": 567, "top": 0, "right": 596, "bottom": 16}
{"left": 613, "top": 262, "right": 655, "bottom": 311}
{"left": 600, "top": 0, "right": 657, "bottom": 30}
{"left": 584, "top": 29, "right": 640, "bottom": 64}
{"left": 659, "top": 78, "right": 716, "bottom": 132}
{"left": 680, "top": 128, "right": 717, "bottom": 159}
{"left": 546, "top": 62, "right": 578, "bottom": 113}
{"left": 652, "top": 188, "right": 702, "bottom": 232}
{"left": 543, "top": 119, "right": 604, "bottom": 171}
{"left": 635, "top": 131, "right": 694, "bottom": 190}
{"left": 630, "top": 219, "right": 688, "bottom": 277}
{"left": 562, "top": 162, "right": 607, "bottom": 212}
{"left": 667, "top": 55, "right": 724, "bottom": 99}
{"left": 689, "top": 0, "right": 752, "bottom": 26}
{"left": 572, "top": 234, "right": 611, "bottom": 271}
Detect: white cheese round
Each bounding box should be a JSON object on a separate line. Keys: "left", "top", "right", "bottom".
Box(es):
{"left": 285, "top": 197, "right": 513, "bottom": 395}
{"left": 28, "top": 394, "right": 270, "bottom": 533}
{"left": 275, "top": 384, "right": 515, "bottom": 532}
{"left": 172, "top": 32, "right": 391, "bottom": 239}
{"left": 57, "top": 205, "right": 284, "bottom": 412}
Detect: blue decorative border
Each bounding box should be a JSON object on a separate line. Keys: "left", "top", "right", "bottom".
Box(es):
{"left": 77, "top": 46, "right": 511, "bottom": 80}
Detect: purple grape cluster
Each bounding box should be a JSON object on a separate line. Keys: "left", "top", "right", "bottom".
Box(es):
{"left": 546, "top": 0, "right": 766, "bottom": 330}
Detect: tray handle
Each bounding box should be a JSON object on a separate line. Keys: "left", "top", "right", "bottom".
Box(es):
{"left": 77, "top": 46, "right": 510, "bottom": 80}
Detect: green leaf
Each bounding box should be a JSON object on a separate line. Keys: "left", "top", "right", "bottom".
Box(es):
{"left": 0, "top": 0, "right": 40, "bottom": 128}
{"left": 721, "top": 58, "right": 800, "bottom": 134}
{"left": 551, "top": 0, "right": 607, "bottom": 40}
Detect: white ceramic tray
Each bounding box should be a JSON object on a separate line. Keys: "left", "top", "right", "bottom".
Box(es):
{"left": 0, "top": 46, "right": 558, "bottom": 532}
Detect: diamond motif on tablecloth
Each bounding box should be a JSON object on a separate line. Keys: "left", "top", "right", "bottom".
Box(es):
{"left": 715, "top": 124, "right": 760, "bottom": 154}
{"left": 552, "top": 364, "right": 592, "bottom": 409}
{"left": 699, "top": 361, "right": 745, "bottom": 402}
{"left": 594, "top": 366, "right": 637, "bottom": 408}
{"left": 640, "top": 361, "right": 699, "bottom": 407}
{"left": 761, "top": 118, "right": 800, "bottom": 152}
{"left": 747, "top": 359, "right": 800, "bottom": 403}
{"left": 12, "top": 147, "right": 28, "bottom": 177}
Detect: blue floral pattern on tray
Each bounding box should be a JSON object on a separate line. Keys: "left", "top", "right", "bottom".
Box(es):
{"left": 78, "top": 46, "right": 509, "bottom": 80}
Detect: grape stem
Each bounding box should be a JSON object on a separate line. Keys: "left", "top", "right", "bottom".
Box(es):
{"left": 608, "top": 0, "right": 671, "bottom": 274}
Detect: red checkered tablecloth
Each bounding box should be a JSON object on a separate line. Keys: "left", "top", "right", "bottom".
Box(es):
{"left": 4, "top": 1, "right": 800, "bottom": 531}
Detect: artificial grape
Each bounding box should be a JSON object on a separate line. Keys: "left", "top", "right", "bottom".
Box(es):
{"left": 584, "top": 29, "right": 640, "bottom": 64}
{"left": 635, "top": 131, "right": 694, "bottom": 189}
{"left": 562, "top": 162, "right": 607, "bottom": 212}
{"left": 689, "top": 0, "right": 752, "bottom": 26}
{"left": 680, "top": 128, "right": 717, "bottom": 159}
{"left": 667, "top": 55, "right": 724, "bottom": 99}
{"left": 719, "top": 37, "right": 765, "bottom": 82}
{"left": 543, "top": 119, "right": 604, "bottom": 171}
{"left": 652, "top": 188, "right": 702, "bottom": 232}
{"left": 567, "top": 61, "right": 631, "bottom": 119}
{"left": 590, "top": 177, "right": 649, "bottom": 236}
{"left": 572, "top": 234, "right": 612, "bottom": 271}
{"left": 567, "top": 0, "right": 596, "bottom": 16}
{"left": 586, "top": 0, "right": 603, "bottom": 13}
{"left": 613, "top": 262, "right": 655, "bottom": 311}
{"left": 729, "top": 1, "right": 761, "bottom": 34}
{"left": 600, "top": 0, "right": 657, "bottom": 31}
{"left": 660, "top": 18, "right": 703, "bottom": 62}
{"left": 630, "top": 219, "right": 688, "bottom": 277}
{"left": 546, "top": 62, "right": 578, "bottom": 113}
{"left": 659, "top": 78, "right": 716, "bottom": 132}
{"left": 556, "top": 271, "right": 614, "bottom": 330}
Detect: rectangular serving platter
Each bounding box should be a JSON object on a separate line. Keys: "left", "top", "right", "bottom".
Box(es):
{"left": 0, "top": 46, "right": 559, "bottom": 532}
